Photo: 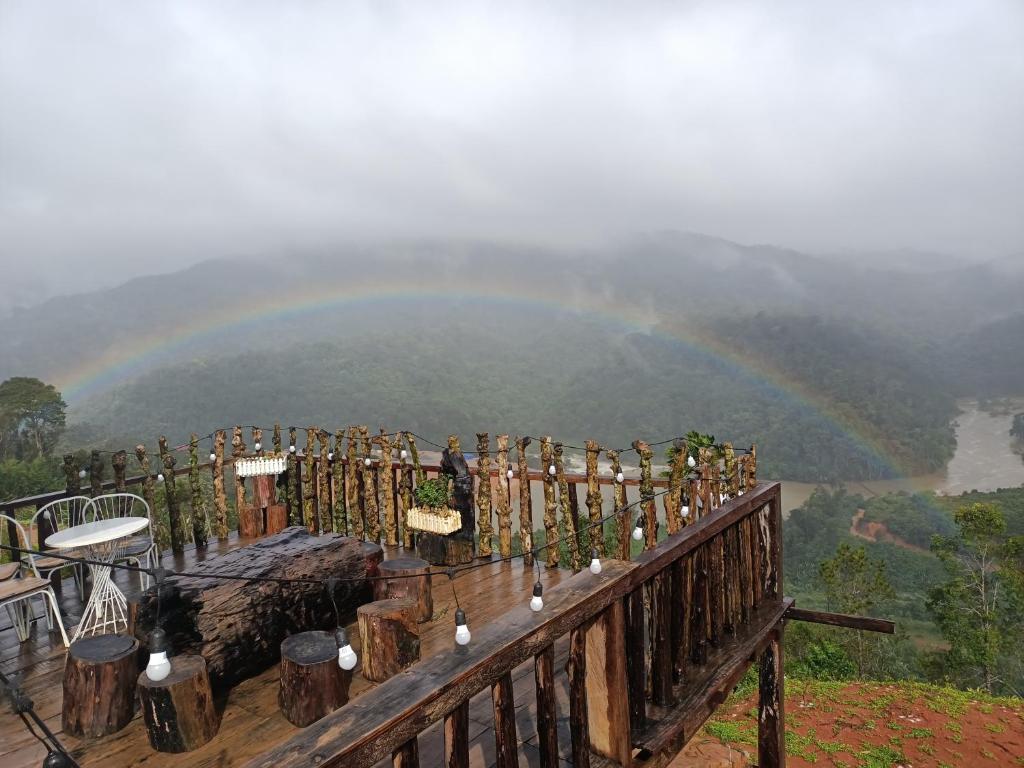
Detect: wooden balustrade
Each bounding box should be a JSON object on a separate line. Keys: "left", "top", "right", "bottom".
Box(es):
{"left": 240, "top": 482, "right": 785, "bottom": 768}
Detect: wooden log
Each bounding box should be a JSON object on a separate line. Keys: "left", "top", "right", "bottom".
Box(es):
{"left": 634, "top": 440, "right": 657, "bottom": 549}
{"left": 691, "top": 543, "right": 709, "bottom": 665}
{"left": 232, "top": 426, "right": 248, "bottom": 529}
{"left": 136, "top": 444, "right": 166, "bottom": 550}
{"left": 238, "top": 504, "right": 263, "bottom": 539}
{"left": 62, "top": 634, "right": 139, "bottom": 737}
{"left": 357, "top": 597, "right": 420, "bottom": 683}
{"left": 709, "top": 532, "right": 723, "bottom": 647}
{"left": 159, "top": 435, "right": 187, "bottom": 552}
{"left": 373, "top": 556, "right": 433, "bottom": 623}
{"left": 491, "top": 670, "right": 518, "bottom": 768}
{"left": 785, "top": 607, "right": 896, "bottom": 634}
{"left": 273, "top": 424, "right": 282, "bottom": 454}
{"left": 138, "top": 654, "right": 219, "bottom": 752}
{"left": 584, "top": 440, "right": 604, "bottom": 556}
{"left": 540, "top": 437, "right": 558, "bottom": 567}
{"left": 625, "top": 587, "right": 646, "bottom": 736}
{"left": 347, "top": 427, "right": 363, "bottom": 538}
{"left": 664, "top": 440, "right": 686, "bottom": 533}
{"left": 131, "top": 527, "right": 368, "bottom": 690}
{"left": 443, "top": 700, "right": 469, "bottom": 768}
{"left": 265, "top": 504, "right": 288, "bottom": 535}
{"left": 493, "top": 436, "right": 512, "bottom": 557}
{"left": 89, "top": 449, "right": 104, "bottom": 497}
{"left": 584, "top": 600, "right": 631, "bottom": 765}
{"left": 392, "top": 738, "right": 419, "bottom": 768}
{"left": 62, "top": 453, "right": 82, "bottom": 501}
{"left": 747, "top": 444, "right": 758, "bottom": 490}
{"left": 360, "top": 426, "right": 380, "bottom": 542}
{"left": 334, "top": 430, "right": 348, "bottom": 535}
{"left": 608, "top": 449, "right": 629, "bottom": 560}
{"left": 650, "top": 569, "right": 673, "bottom": 705}
{"left": 566, "top": 625, "right": 590, "bottom": 768}
{"left": 515, "top": 436, "right": 533, "bottom": 566}
{"left": 758, "top": 627, "right": 785, "bottom": 768}
{"left": 723, "top": 442, "right": 738, "bottom": 498}
{"left": 303, "top": 428, "right": 318, "bottom": 533}
{"left": 378, "top": 429, "right": 398, "bottom": 546}
{"left": 112, "top": 449, "right": 128, "bottom": 493}
{"left": 534, "top": 645, "right": 559, "bottom": 768}
{"left": 475, "top": 432, "right": 494, "bottom": 558}
{"left": 671, "top": 558, "right": 687, "bottom": 684}
{"left": 416, "top": 532, "right": 474, "bottom": 566}
{"left": 406, "top": 432, "right": 426, "bottom": 486}
{"left": 399, "top": 433, "right": 414, "bottom": 549}
{"left": 768, "top": 489, "right": 782, "bottom": 600}
{"left": 554, "top": 442, "right": 581, "bottom": 571}
{"left": 318, "top": 429, "right": 333, "bottom": 534}
{"left": 188, "top": 434, "right": 209, "bottom": 547}
{"left": 285, "top": 427, "right": 297, "bottom": 524}
{"left": 278, "top": 631, "right": 352, "bottom": 727}
{"left": 212, "top": 431, "right": 229, "bottom": 539}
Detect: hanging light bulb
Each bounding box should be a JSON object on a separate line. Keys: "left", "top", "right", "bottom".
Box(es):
{"left": 42, "top": 751, "right": 72, "bottom": 768}
{"left": 632, "top": 516, "right": 645, "bottom": 541}
{"left": 335, "top": 627, "right": 357, "bottom": 671}
{"left": 589, "top": 548, "right": 602, "bottom": 574}
{"left": 681, "top": 503, "right": 690, "bottom": 518}
{"left": 507, "top": 468, "right": 514, "bottom": 479}
{"left": 327, "top": 451, "right": 334, "bottom": 461}
{"left": 209, "top": 452, "right": 217, "bottom": 462}
{"left": 364, "top": 457, "right": 372, "bottom": 467}
{"left": 530, "top": 582, "right": 544, "bottom": 611}
{"left": 400, "top": 449, "right": 408, "bottom": 460}
{"left": 289, "top": 444, "right": 296, "bottom": 454}
{"left": 687, "top": 455, "right": 697, "bottom": 468}
{"left": 146, "top": 628, "right": 171, "bottom": 681}
{"left": 454, "top": 608, "right": 471, "bottom": 645}
{"left": 254, "top": 441, "right": 262, "bottom": 452}
{"left": 78, "top": 469, "right": 86, "bottom": 479}
{"left": 548, "top": 464, "right": 556, "bottom": 476}
{"left": 156, "top": 472, "right": 164, "bottom": 482}
{"left": 615, "top": 471, "right": 624, "bottom": 483}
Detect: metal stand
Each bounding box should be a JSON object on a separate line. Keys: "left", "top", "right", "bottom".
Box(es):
{"left": 73, "top": 540, "right": 130, "bottom": 640}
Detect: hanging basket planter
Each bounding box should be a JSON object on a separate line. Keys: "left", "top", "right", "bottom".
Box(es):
{"left": 406, "top": 506, "right": 462, "bottom": 535}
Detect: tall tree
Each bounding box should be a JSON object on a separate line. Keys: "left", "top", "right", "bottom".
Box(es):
{"left": 819, "top": 543, "right": 895, "bottom": 677}
{"left": 927, "top": 502, "right": 1024, "bottom": 695}
{"left": 0, "top": 377, "right": 67, "bottom": 460}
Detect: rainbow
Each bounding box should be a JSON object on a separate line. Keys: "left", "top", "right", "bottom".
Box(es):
{"left": 53, "top": 275, "right": 901, "bottom": 474}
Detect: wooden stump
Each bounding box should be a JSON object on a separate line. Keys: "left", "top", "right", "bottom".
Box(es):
{"left": 417, "top": 532, "right": 474, "bottom": 566}
{"left": 238, "top": 504, "right": 263, "bottom": 538}
{"left": 357, "top": 598, "right": 420, "bottom": 682}
{"left": 62, "top": 634, "right": 139, "bottom": 737}
{"left": 373, "top": 557, "right": 433, "bottom": 622}
{"left": 265, "top": 504, "right": 288, "bottom": 535}
{"left": 278, "top": 631, "right": 352, "bottom": 727}
{"left": 137, "top": 655, "right": 219, "bottom": 752}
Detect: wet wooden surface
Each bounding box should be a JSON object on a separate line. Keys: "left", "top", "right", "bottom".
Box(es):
{"left": 0, "top": 534, "right": 570, "bottom": 768}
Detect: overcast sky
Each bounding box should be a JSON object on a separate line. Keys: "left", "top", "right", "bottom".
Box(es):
{"left": 2, "top": 1, "right": 1022, "bottom": 299}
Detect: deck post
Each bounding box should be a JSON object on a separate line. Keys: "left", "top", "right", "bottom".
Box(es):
{"left": 585, "top": 599, "right": 632, "bottom": 766}
{"left": 758, "top": 625, "right": 785, "bottom": 768}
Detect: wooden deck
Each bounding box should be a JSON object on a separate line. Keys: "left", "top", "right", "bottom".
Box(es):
{"left": 1, "top": 536, "right": 571, "bottom": 768}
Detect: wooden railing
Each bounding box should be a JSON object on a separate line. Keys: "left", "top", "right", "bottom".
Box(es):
{"left": 243, "top": 482, "right": 786, "bottom": 768}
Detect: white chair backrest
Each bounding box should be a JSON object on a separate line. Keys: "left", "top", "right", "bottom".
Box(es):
{"left": 0, "top": 514, "right": 39, "bottom": 578}
{"left": 86, "top": 494, "right": 152, "bottom": 536}
{"left": 30, "top": 496, "right": 92, "bottom": 548}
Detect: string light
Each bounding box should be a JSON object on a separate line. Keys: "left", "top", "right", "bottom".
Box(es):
{"left": 454, "top": 608, "right": 471, "bottom": 645}
{"left": 335, "top": 628, "right": 357, "bottom": 670}
{"left": 400, "top": 449, "right": 408, "bottom": 460}
{"left": 507, "top": 468, "right": 514, "bottom": 479}
{"left": 254, "top": 442, "right": 262, "bottom": 452}
{"left": 42, "top": 752, "right": 73, "bottom": 768}
{"left": 632, "top": 515, "right": 645, "bottom": 541}
{"left": 588, "top": 548, "right": 602, "bottom": 575}
{"left": 78, "top": 469, "right": 86, "bottom": 479}
{"left": 615, "top": 471, "right": 624, "bottom": 483}
{"left": 289, "top": 445, "right": 296, "bottom": 454}
{"left": 687, "top": 455, "right": 697, "bottom": 468}
{"left": 548, "top": 464, "right": 556, "bottom": 476}
{"left": 145, "top": 628, "right": 171, "bottom": 681}
{"left": 156, "top": 473, "right": 164, "bottom": 482}
{"left": 364, "top": 457, "right": 372, "bottom": 467}
{"left": 327, "top": 451, "right": 334, "bottom": 461}
{"left": 681, "top": 503, "right": 690, "bottom": 518}
{"left": 530, "top": 582, "right": 544, "bottom": 611}
{"left": 209, "top": 452, "right": 217, "bottom": 462}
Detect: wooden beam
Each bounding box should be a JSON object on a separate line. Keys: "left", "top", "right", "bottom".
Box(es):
{"left": 758, "top": 626, "right": 785, "bottom": 768}
{"left": 585, "top": 599, "right": 631, "bottom": 765}
{"left": 786, "top": 606, "right": 895, "bottom": 634}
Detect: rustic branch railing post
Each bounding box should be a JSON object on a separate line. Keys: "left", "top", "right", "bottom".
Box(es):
{"left": 89, "top": 449, "right": 104, "bottom": 498}
{"left": 491, "top": 671, "right": 518, "bottom": 768}
{"left": 111, "top": 449, "right": 127, "bottom": 493}
{"left": 346, "top": 427, "right": 363, "bottom": 538}
{"left": 317, "top": 429, "right": 333, "bottom": 534}
{"left": 555, "top": 442, "right": 581, "bottom": 571}
{"left": 534, "top": 645, "right": 558, "bottom": 768}
{"left": 188, "top": 433, "right": 209, "bottom": 547}
{"left": 494, "top": 434, "right": 512, "bottom": 557}
{"left": 301, "top": 428, "right": 317, "bottom": 533}
{"left": 211, "top": 431, "right": 228, "bottom": 539}
{"left": 359, "top": 426, "right": 380, "bottom": 542}
{"left": 566, "top": 624, "right": 590, "bottom": 768}
{"left": 399, "top": 432, "right": 414, "bottom": 549}
{"left": 158, "top": 436, "right": 187, "bottom": 553}
{"left": 758, "top": 626, "right": 785, "bottom": 768}
{"left": 406, "top": 432, "right": 426, "bottom": 486}
{"left": 515, "top": 436, "right": 533, "bottom": 565}
{"left": 664, "top": 440, "right": 685, "bottom": 534}
{"left": 584, "top": 599, "right": 631, "bottom": 764}
{"left": 333, "top": 430, "right": 347, "bottom": 536}
{"left": 284, "top": 427, "right": 297, "bottom": 524}
{"left": 443, "top": 700, "right": 469, "bottom": 768}
{"left": 135, "top": 445, "right": 166, "bottom": 550}
{"left": 584, "top": 440, "right": 604, "bottom": 556}
{"left": 475, "top": 432, "right": 493, "bottom": 558}
{"left": 634, "top": 440, "right": 657, "bottom": 548}
{"left": 747, "top": 444, "right": 758, "bottom": 490}
{"left": 232, "top": 426, "right": 248, "bottom": 527}
{"left": 607, "top": 449, "right": 629, "bottom": 559}
{"left": 540, "top": 436, "right": 557, "bottom": 567}
{"left": 379, "top": 428, "right": 398, "bottom": 546}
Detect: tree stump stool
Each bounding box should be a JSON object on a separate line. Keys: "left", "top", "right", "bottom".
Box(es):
{"left": 238, "top": 505, "right": 262, "bottom": 538}
{"left": 417, "top": 532, "right": 474, "bottom": 565}
{"left": 278, "top": 631, "right": 352, "bottom": 727}
{"left": 62, "top": 634, "right": 139, "bottom": 737}
{"left": 373, "top": 557, "right": 433, "bottom": 622}
{"left": 357, "top": 598, "right": 420, "bottom": 683}
{"left": 137, "top": 655, "right": 219, "bottom": 752}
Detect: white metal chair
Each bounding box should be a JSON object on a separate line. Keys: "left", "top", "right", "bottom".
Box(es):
{"left": 0, "top": 514, "right": 70, "bottom": 647}
{"left": 27, "top": 496, "right": 91, "bottom": 600}
{"left": 85, "top": 493, "right": 158, "bottom": 589}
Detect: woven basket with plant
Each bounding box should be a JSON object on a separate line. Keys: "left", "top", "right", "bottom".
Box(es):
{"left": 407, "top": 477, "right": 462, "bottom": 535}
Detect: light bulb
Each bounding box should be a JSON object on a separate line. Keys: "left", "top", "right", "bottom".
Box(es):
{"left": 146, "top": 628, "right": 171, "bottom": 681}
{"left": 254, "top": 441, "right": 261, "bottom": 452}
{"left": 530, "top": 582, "right": 544, "bottom": 611}
{"left": 687, "top": 455, "right": 696, "bottom": 468}
{"left": 400, "top": 449, "right": 408, "bottom": 460}
{"left": 507, "top": 469, "right": 514, "bottom": 479}
{"left": 335, "top": 628, "right": 357, "bottom": 671}
{"left": 364, "top": 457, "right": 372, "bottom": 467}
{"left": 156, "top": 473, "right": 164, "bottom": 482}
{"left": 589, "top": 548, "right": 602, "bottom": 574}
{"left": 615, "top": 471, "right": 624, "bottom": 483}
{"left": 681, "top": 505, "right": 690, "bottom": 518}
{"left": 289, "top": 445, "right": 296, "bottom": 453}
{"left": 327, "top": 451, "right": 334, "bottom": 461}
{"left": 548, "top": 464, "right": 556, "bottom": 476}
{"left": 209, "top": 452, "right": 217, "bottom": 462}
{"left": 78, "top": 469, "right": 86, "bottom": 479}
{"left": 632, "top": 521, "right": 644, "bottom": 541}
{"left": 454, "top": 608, "right": 471, "bottom": 645}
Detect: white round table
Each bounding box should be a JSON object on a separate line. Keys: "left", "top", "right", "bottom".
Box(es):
{"left": 46, "top": 517, "right": 150, "bottom": 641}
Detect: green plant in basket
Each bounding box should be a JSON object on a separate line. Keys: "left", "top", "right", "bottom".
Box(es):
{"left": 414, "top": 477, "right": 451, "bottom": 510}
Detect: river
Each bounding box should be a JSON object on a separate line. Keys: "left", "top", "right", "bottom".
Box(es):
{"left": 780, "top": 398, "right": 1024, "bottom": 515}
